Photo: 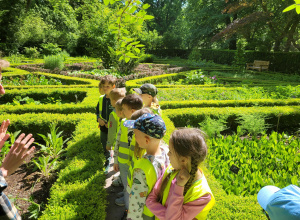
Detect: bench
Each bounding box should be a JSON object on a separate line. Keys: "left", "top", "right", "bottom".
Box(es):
{"left": 246, "top": 60, "right": 270, "bottom": 72}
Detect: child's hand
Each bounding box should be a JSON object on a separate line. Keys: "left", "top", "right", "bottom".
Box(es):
{"left": 98, "top": 118, "right": 105, "bottom": 126}
{"left": 106, "top": 145, "right": 111, "bottom": 150}
{"left": 176, "top": 168, "right": 190, "bottom": 187}
{"left": 113, "top": 163, "right": 119, "bottom": 172}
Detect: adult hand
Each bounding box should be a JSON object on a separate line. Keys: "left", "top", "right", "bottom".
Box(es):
{"left": 113, "top": 163, "right": 119, "bottom": 172}
{"left": 176, "top": 168, "right": 190, "bottom": 187}
{"left": 0, "top": 72, "right": 5, "bottom": 95}
{"left": 0, "top": 133, "right": 35, "bottom": 177}
{"left": 0, "top": 120, "right": 10, "bottom": 151}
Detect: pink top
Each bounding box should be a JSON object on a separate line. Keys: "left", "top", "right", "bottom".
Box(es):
{"left": 146, "top": 173, "right": 211, "bottom": 220}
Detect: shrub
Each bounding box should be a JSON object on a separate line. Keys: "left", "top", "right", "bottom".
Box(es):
{"left": 139, "top": 54, "right": 155, "bottom": 63}
{"left": 24, "top": 47, "right": 40, "bottom": 58}
{"left": 41, "top": 43, "right": 62, "bottom": 56}
{"left": 199, "top": 116, "right": 228, "bottom": 138}
{"left": 237, "top": 114, "right": 269, "bottom": 137}
{"left": 44, "top": 55, "right": 64, "bottom": 70}
{"left": 188, "top": 49, "right": 202, "bottom": 61}
{"left": 58, "top": 50, "right": 70, "bottom": 61}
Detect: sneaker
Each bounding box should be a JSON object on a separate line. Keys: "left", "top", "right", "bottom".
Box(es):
{"left": 104, "top": 157, "right": 111, "bottom": 175}
{"left": 115, "top": 196, "right": 125, "bottom": 207}
{"left": 112, "top": 173, "right": 120, "bottom": 180}
{"left": 112, "top": 177, "right": 122, "bottom": 187}
{"left": 117, "top": 191, "right": 124, "bottom": 198}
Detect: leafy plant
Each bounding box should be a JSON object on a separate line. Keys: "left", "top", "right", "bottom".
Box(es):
{"left": 199, "top": 116, "right": 227, "bottom": 138}
{"left": 237, "top": 114, "right": 269, "bottom": 137}
{"left": 32, "top": 155, "right": 58, "bottom": 178}
{"left": 208, "top": 132, "right": 300, "bottom": 196}
{"left": 44, "top": 55, "right": 64, "bottom": 70}
{"left": 0, "top": 130, "right": 21, "bottom": 165}
{"left": 24, "top": 47, "right": 40, "bottom": 59}
{"left": 36, "top": 123, "right": 70, "bottom": 159}
{"left": 41, "top": 43, "right": 62, "bottom": 56}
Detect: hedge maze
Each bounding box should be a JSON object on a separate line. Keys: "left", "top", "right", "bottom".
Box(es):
{"left": 1, "top": 63, "right": 299, "bottom": 219}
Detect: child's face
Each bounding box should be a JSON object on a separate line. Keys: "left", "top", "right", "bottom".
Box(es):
{"left": 102, "top": 82, "right": 115, "bottom": 96}
{"left": 122, "top": 104, "right": 134, "bottom": 119}
{"left": 168, "top": 140, "right": 185, "bottom": 170}
{"left": 99, "top": 86, "right": 104, "bottom": 95}
{"left": 116, "top": 108, "right": 124, "bottom": 118}
{"left": 140, "top": 93, "right": 152, "bottom": 105}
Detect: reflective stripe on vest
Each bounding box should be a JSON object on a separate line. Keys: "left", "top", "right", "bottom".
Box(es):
{"left": 127, "top": 135, "right": 137, "bottom": 184}
{"left": 160, "top": 165, "right": 215, "bottom": 220}
{"left": 98, "top": 95, "right": 104, "bottom": 112}
{"left": 128, "top": 158, "right": 157, "bottom": 218}
{"left": 117, "top": 119, "right": 131, "bottom": 165}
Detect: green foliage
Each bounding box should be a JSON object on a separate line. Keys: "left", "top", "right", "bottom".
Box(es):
{"left": 199, "top": 116, "right": 227, "bottom": 138}
{"left": 24, "top": 47, "right": 40, "bottom": 59}
{"left": 1, "top": 74, "right": 62, "bottom": 86}
{"left": 36, "top": 123, "right": 71, "bottom": 159}
{"left": 232, "top": 41, "right": 246, "bottom": 68}
{"left": 283, "top": 1, "right": 300, "bottom": 14}
{"left": 188, "top": 49, "right": 202, "bottom": 61}
{"left": 208, "top": 132, "right": 300, "bottom": 196}
{"left": 139, "top": 54, "right": 155, "bottom": 63}
{"left": 0, "top": 130, "right": 21, "bottom": 165}
{"left": 41, "top": 43, "right": 62, "bottom": 56}
{"left": 44, "top": 55, "right": 64, "bottom": 70}
{"left": 32, "top": 155, "right": 58, "bottom": 178}
{"left": 237, "top": 114, "right": 269, "bottom": 137}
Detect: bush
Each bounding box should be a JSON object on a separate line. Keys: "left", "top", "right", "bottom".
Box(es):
{"left": 24, "top": 47, "right": 40, "bottom": 58}
{"left": 199, "top": 116, "right": 227, "bottom": 138}
{"left": 237, "top": 114, "right": 269, "bottom": 137}
{"left": 44, "top": 55, "right": 64, "bottom": 70}
{"left": 58, "top": 50, "right": 70, "bottom": 61}
{"left": 188, "top": 49, "right": 202, "bottom": 61}
{"left": 41, "top": 43, "right": 62, "bottom": 56}
{"left": 139, "top": 54, "right": 155, "bottom": 63}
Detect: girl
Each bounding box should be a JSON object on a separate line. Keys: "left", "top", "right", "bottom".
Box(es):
{"left": 146, "top": 128, "right": 215, "bottom": 220}
{"left": 133, "top": 83, "right": 161, "bottom": 116}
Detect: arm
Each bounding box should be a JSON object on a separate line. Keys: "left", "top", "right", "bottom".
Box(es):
{"left": 145, "top": 173, "right": 167, "bottom": 219}
{"left": 164, "top": 184, "right": 211, "bottom": 220}
{"left": 127, "top": 168, "right": 148, "bottom": 220}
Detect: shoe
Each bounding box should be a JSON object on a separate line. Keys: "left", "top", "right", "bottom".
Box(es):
{"left": 117, "top": 191, "right": 124, "bottom": 198}
{"left": 104, "top": 157, "right": 111, "bottom": 175}
{"left": 112, "top": 177, "right": 122, "bottom": 187}
{"left": 115, "top": 196, "right": 125, "bottom": 207}
{"left": 112, "top": 173, "right": 120, "bottom": 180}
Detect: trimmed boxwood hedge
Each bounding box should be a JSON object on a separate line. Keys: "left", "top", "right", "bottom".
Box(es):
{"left": 164, "top": 106, "right": 300, "bottom": 133}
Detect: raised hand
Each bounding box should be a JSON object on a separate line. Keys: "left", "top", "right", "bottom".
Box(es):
{"left": 0, "top": 120, "right": 10, "bottom": 151}
{"left": 176, "top": 168, "right": 191, "bottom": 187}
{"left": 1, "top": 133, "right": 35, "bottom": 177}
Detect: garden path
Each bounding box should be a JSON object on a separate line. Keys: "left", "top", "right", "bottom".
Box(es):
{"left": 105, "top": 157, "right": 125, "bottom": 220}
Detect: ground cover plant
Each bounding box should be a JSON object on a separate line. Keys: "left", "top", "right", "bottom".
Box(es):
{"left": 158, "top": 85, "right": 300, "bottom": 101}
{"left": 1, "top": 74, "right": 62, "bottom": 86}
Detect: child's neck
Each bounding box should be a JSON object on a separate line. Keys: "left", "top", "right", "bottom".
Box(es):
{"left": 194, "top": 168, "right": 203, "bottom": 181}
{"left": 146, "top": 141, "right": 161, "bottom": 156}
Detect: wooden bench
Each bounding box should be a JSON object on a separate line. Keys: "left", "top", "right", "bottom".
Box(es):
{"left": 246, "top": 60, "right": 270, "bottom": 72}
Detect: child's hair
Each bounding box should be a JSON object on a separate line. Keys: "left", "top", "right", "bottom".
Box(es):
{"left": 110, "top": 88, "right": 126, "bottom": 101}
{"left": 130, "top": 108, "right": 153, "bottom": 159}
{"left": 121, "top": 94, "right": 143, "bottom": 110}
{"left": 157, "top": 128, "right": 208, "bottom": 202}
{"left": 99, "top": 75, "right": 117, "bottom": 86}
{"left": 115, "top": 99, "right": 123, "bottom": 111}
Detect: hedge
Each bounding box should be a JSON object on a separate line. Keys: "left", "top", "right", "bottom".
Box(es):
{"left": 164, "top": 106, "right": 300, "bottom": 133}
{"left": 2, "top": 68, "right": 98, "bottom": 89}
{"left": 149, "top": 49, "right": 300, "bottom": 74}
{"left": 160, "top": 99, "right": 300, "bottom": 109}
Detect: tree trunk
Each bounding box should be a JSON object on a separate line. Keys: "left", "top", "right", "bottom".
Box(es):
{"left": 284, "top": 16, "right": 300, "bottom": 52}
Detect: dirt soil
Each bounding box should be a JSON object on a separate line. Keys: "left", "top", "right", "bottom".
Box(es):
{"left": 4, "top": 149, "right": 57, "bottom": 219}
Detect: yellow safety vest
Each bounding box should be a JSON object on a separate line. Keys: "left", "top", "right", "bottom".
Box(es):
{"left": 98, "top": 95, "right": 106, "bottom": 122}
{"left": 160, "top": 165, "right": 215, "bottom": 220}
{"left": 128, "top": 157, "right": 157, "bottom": 219}
{"left": 108, "top": 111, "right": 120, "bottom": 148}
{"left": 117, "top": 119, "right": 131, "bottom": 165}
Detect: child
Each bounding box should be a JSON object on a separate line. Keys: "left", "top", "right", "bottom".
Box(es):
{"left": 123, "top": 113, "right": 169, "bottom": 219}
{"left": 146, "top": 128, "right": 215, "bottom": 220}
{"left": 106, "top": 88, "right": 126, "bottom": 152}
{"left": 115, "top": 94, "right": 144, "bottom": 207}
{"left": 112, "top": 99, "right": 125, "bottom": 187}
{"left": 133, "top": 83, "right": 161, "bottom": 115}
{"left": 96, "top": 75, "right": 116, "bottom": 170}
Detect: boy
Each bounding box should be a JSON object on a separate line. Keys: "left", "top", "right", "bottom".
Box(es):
{"left": 123, "top": 113, "right": 169, "bottom": 219}
{"left": 106, "top": 88, "right": 126, "bottom": 152}
{"left": 115, "top": 94, "right": 143, "bottom": 207}
{"left": 96, "top": 75, "right": 116, "bottom": 170}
